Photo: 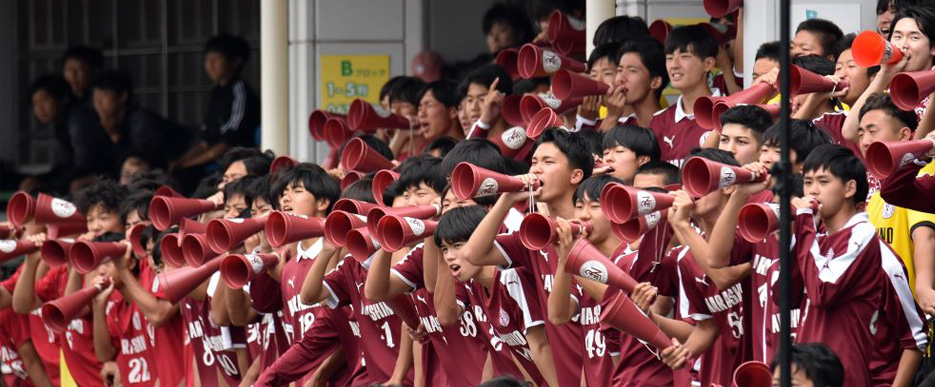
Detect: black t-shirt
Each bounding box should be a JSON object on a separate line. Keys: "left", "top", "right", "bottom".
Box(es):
{"left": 200, "top": 77, "right": 260, "bottom": 148}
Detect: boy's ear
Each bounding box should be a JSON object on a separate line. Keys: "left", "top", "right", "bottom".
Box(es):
{"left": 315, "top": 198, "right": 331, "bottom": 215}
{"left": 898, "top": 126, "right": 912, "bottom": 141}
{"left": 570, "top": 168, "right": 585, "bottom": 185}
{"left": 650, "top": 76, "right": 663, "bottom": 91}
{"left": 843, "top": 179, "right": 858, "bottom": 202}
{"left": 703, "top": 56, "right": 716, "bottom": 73}
{"left": 448, "top": 106, "right": 458, "bottom": 121}
{"left": 636, "top": 155, "right": 651, "bottom": 167}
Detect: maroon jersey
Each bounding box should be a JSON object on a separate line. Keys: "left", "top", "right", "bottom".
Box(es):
{"left": 750, "top": 237, "right": 779, "bottom": 362}
{"left": 649, "top": 94, "right": 719, "bottom": 167}
{"left": 458, "top": 280, "right": 525, "bottom": 378}
{"left": 144, "top": 274, "right": 186, "bottom": 387}
{"left": 105, "top": 294, "right": 156, "bottom": 386}
{"left": 711, "top": 70, "right": 742, "bottom": 96}
{"left": 177, "top": 274, "right": 244, "bottom": 387}
{"left": 2, "top": 267, "right": 60, "bottom": 385}
{"left": 618, "top": 114, "right": 640, "bottom": 127}
{"left": 0, "top": 309, "right": 31, "bottom": 384}
{"left": 880, "top": 158, "right": 935, "bottom": 214}
{"left": 279, "top": 239, "right": 325, "bottom": 343}
{"left": 794, "top": 211, "right": 884, "bottom": 386}
{"left": 812, "top": 112, "right": 862, "bottom": 159}
{"left": 322, "top": 255, "right": 414, "bottom": 385}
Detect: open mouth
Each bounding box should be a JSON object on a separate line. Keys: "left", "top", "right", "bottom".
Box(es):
{"left": 449, "top": 263, "right": 462, "bottom": 276}
{"left": 282, "top": 206, "right": 293, "bottom": 212}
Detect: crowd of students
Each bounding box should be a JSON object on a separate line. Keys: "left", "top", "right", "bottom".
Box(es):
{"left": 6, "top": 0, "right": 935, "bottom": 386}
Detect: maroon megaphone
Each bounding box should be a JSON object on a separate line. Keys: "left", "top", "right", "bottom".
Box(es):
{"left": 341, "top": 137, "right": 394, "bottom": 173}
{"left": 600, "top": 183, "right": 675, "bottom": 223}
{"left": 347, "top": 98, "right": 411, "bottom": 131}
{"left": 158, "top": 257, "right": 223, "bottom": 303}
{"left": 694, "top": 83, "right": 775, "bottom": 129}
{"left": 852, "top": 30, "right": 904, "bottom": 68}
{"left": 366, "top": 205, "right": 441, "bottom": 235}
{"left": 181, "top": 233, "right": 220, "bottom": 267}
{"left": 340, "top": 171, "right": 364, "bottom": 191}
{"left": 612, "top": 210, "right": 668, "bottom": 243}
{"left": 738, "top": 203, "right": 780, "bottom": 243}
{"left": 517, "top": 44, "right": 586, "bottom": 79}
{"left": 149, "top": 196, "right": 221, "bottom": 231}
{"left": 265, "top": 211, "right": 325, "bottom": 248}
{"left": 546, "top": 10, "right": 586, "bottom": 58}
{"left": 566, "top": 239, "right": 638, "bottom": 292}
{"left": 491, "top": 127, "right": 531, "bottom": 159}
{"left": 649, "top": 20, "right": 672, "bottom": 44}
{"left": 496, "top": 48, "right": 521, "bottom": 80}
{"left": 41, "top": 239, "right": 74, "bottom": 267}
{"left": 324, "top": 118, "right": 351, "bottom": 148}
{"left": 601, "top": 291, "right": 672, "bottom": 349}
{"left": 712, "top": 103, "right": 780, "bottom": 132}
{"left": 518, "top": 214, "right": 592, "bottom": 250}
{"left": 34, "top": 194, "right": 86, "bottom": 236}
{"left": 682, "top": 158, "right": 766, "bottom": 197}
{"left": 0, "top": 240, "right": 39, "bottom": 262}
{"left": 790, "top": 65, "right": 849, "bottom": 96}
{"left": 552, "top": 69, "right": 611, "bottom": 100}
{"left": 7, "top": 191, "right": 36, "bottom": 227}
{"left": 179, "top": 218, "right": 207, "bottom": 243}
{"left": 525, "top": 108, "right": 564, "bottom": 140}
{"left": 373, "top": 169, "right": 400, "bottom": 207}
{"left": 345, "top": 226, "right": 382, "bottom": 262}
{"left": 128, "top": 223, "right": 148, "bottom": 257}
{"left": 270, "top": 156, "right": 298, "bottom": 175}
{"left": 325, "top": 211, "right": 368, "bottom": 247}
{"left": 387, "top": 295, "right": 420, "bottom": 328}
{"left": 206, "top": 217, "right": 268, "bottom": 254}
{"left": 732, "top": 361, "right": 772, "bottom": 387}
{"left": 0, "top": 224, "right": 21, "bottom": 239}
{"left": 221, "top": 252, "right": 282, "bottom": 288}
{"left": 451, "top": 162, "right": 540, "bottom": 200}
{"left": 159, "top": 233, "right": 186, "bottom": 268}
{"left": 154, "top": 186, "right": 183, "bottom": 198}
{"left": 704, "top": 0, "right": 743, "bottom": 18}
{"left": 889, "top": 70, "right": 935, "bottom": 111}
{"left": 502, "top": 95, "right": 526, "bottom": 127}
{"left": 333, "top": 198, "right": 379, "bottom": 215}
{"left": 376, "top": 215, "right": 439, "bottom": 252}
{"left": 309, "top": 110, "right": 346, "bottom": 141}
{"left": 520, "top": 93, "right": 582, "bottom": 123}
{"left": 71, "top": 241, "right": 129, "bottom": 274}
{"left": 41, "top": 278, "right": 111, "bottom": 332}
{"left": 699, "top": 22, "right": 737, "bottom": 45}
{"left": 866, "top": 140, "right": 935, "bottom": 179}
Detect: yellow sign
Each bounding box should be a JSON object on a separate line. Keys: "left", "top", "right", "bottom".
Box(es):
{"left": 321, "top": 55, "right": 390, "bottom": 114}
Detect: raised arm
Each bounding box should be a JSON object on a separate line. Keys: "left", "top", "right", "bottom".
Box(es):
{"left": 364, "top": 250, "right": 413, "bottom": 302}
{"left": 548, "top": 219, "right": 582, "bottom": 325}
{"left": 433, "top": 244, "right": 462, "bottom": 327}
{"left": 299, "top": 244, "right": 340, "bottom": 305}
{"left": 462, "top": 183, "right": 537, "bottom": 267}
{"left": 90, "top": 276, "right": 117, "bottom": 363}
{"left": 525, "top": 325, "right": 560, "bottom": 387}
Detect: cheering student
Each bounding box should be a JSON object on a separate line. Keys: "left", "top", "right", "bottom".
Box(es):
{"left": 575, "top": 42, "right": 622, "bottom": 132}
{"left": 789, "top": 55, "right": 838, "bottom": 120}
{"left": 393, "top": 81, "right": 463, "bottom": 159}
{"left": 791, "top": 19, "right": 844, "bottom": 60}
{"left": 601, "top": 125, "right": 660, "bottom": 184}
{"left": 385, "top": 76, "right": 426, "bottom": 157}
{"left": 465, "top": 64, "right": 514, "bottom": 140}
{"left": 604, "top": 36, "right": 668, "bottom": 129}
{"left": 756, "top": 119, "right": 833, "bottom": 172}
{"left": 717, "top": 105, "right": 774, "bottom": 165}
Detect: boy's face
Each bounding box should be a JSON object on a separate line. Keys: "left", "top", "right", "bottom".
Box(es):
{"left": 251, "top": 197, "right": 273, "bottom": 219}
{"left": 530, "top": 143, "right": 583, "bottom": 203}
{"left": 442, "top": 240, "right": 481, "bottom": 282}
{"left": 120, "top": 157, "right": 148, "bottom": 186}
{"left": 575, "top": 194, "right": 613, "bottom": 245}
{"left": 804, "top": 167, "right": 856, "bottom": 218}
{"left": 63, "top": 58, "right": 90, "bottom": 95}
{"left": 418, "top": 90, "right": 457, "bottom": 140}
{"left": 441, "top": 190, "right": 476, "bottom": 214}
{"left": 391, "top": 100, "right": 418, "bottom": 122}
{"left": 791, "top": 30, "right": 825, "bottom": 58}
{"left": 857, "top": 109, "right": 911, "bottom": 157}
{"left": 890, "top": 17, "right": 935, "bottom": 72}
{"left": 590, "top": 57, "right": 617, "bottom": 86}
{"left": 752, "top": 58, "right": 780, "bottom": 85}
{"left": 633, "top": 172, "right": 668, "bottom": 190}
{"left": 834, "top": 49, "right": 872, "bottom": 105}
{"left": 92, "top": 89, "right": 127, "bottom": 121}
{"left": 692, "top": 186, "right": 730, "bottom": 220}
{"left": 665, "top": 47, "right": 713, "bottom": 91}
{"left": 758, "top": 145, "right": 799, "bottom": 172}
{"left": 279, "top": 181, "right": 323, "bottom": 218}
{"left": 405, "top": 182, "right": 440, "bottom": 208}
{"left": 32, "top": 90, "right": 60, "bottom": 124}
{"left": 616, "top": 53, "right": 658, "bottom": 104}
{"left": 220, "top": 161, "right": 248, "bottom": 189}
{"left": 124, "top": 210, "right": 146, "bottom": 230}
{"left": 87, "top": 205, "right": 123, "bottom": 237}
{"left": 487, "top": 21, "right": 517, "bottom": 54}
{"left": 464, "top": 83, "right": 488, "bottom": 124}
{"left": 602, "top": 145, "right": 645, "bottom": 184}
{"left": 878, "top": 4, "right": 895, "bottom": 36}
{"left": 224, "top": 194, "right": 249, "bottom": 220}
{"left": 719, "top": 124, "right": 760, "bottom": 165}
{"left": 771, "top": 364, "right": 814, "bottom": 387}
{"left": 204, "top": 51, "right": 235, "bottom": 83}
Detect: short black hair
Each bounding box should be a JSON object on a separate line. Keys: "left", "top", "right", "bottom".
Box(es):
{"left": 574, "top": 175, "right": 625, "bottom": 203}
{"left": 224, "top": 175, "right": 260, "bottom": 208}
{"left": 342, "top": 177, "right": 376, "bottom": 203}
{"left": 389, "top": 76, "right": 427, "bottom": 106}
{"left": 478, "top": 374, "right": 532, "bottom": 387}
{"left": 689, "top": 147, "right": 740, "bottom": 167}
{"left": 635, "top": 160, "right": 681, "bottom": 186}
{"left": 240, "top": 153, "right": 275, "bottom": 177}
{"left": 770, "top": 343, "right": 844, "bottom": 387}
{"left": 889, "top": 5, "right": 935, "bottom": 49}
{"left": 755, "top": 41, "right": 782, "bottom": 62}
{"left": 593, "top": 16, "right": 650, "bottom": 47}
{"left": 424, "top": 136, "right": 458, "bottom": 157}
{"left": 418, "top": 80, "right": 459, "bottom": 108}
{"left": 503, "top": 157, "right": 530, "bottom": 176}
{"left": 397, "top": 155, "right": 447, "bottom": 195}
{"left": 151, "top": 226, "right": 179, "bottom": 268}
{"left": 192, "top": 172, "right": 222, "bottom": 199}
{"left": 792, "top": 55, "right": 834, "bottom": 76}
{"left": 719, "top": 105, "right": 774, "bottom": 144}
{"left": 602, "top": 125, "right": 661, "bottom": 161}
{"left": 462, "top": 64, "right": 513, "bottom": 96}
{"left": 119, "top": 190, "right": 154, "bottom": 225}
{"left": 62, "top": 46, "right": 104, "bottom": 70}
{"left": 796, "top": 19, "right": 844, "bottom": 57}
{"left": 126, "top": 172, "right": 177, "bottom": 193}
{"left": 434, "top": 205, "right": 488, "bottom": 246}
{"left": 31, "top": 75, "right": 72, "bottom": 103}
{"left": 95, "top": 231, "right": 127, "bottom": 243}
{"left": 535, "top": 128, "right": 594, "bottom": 181}
{"left": 92, "top": 70, "right": 133, "bottom": 99}
{"left": 617, "top": 36, "right": 669, "bottom": 99}
{"left": 858, "top": 93, "right": 918, "bottom": 130}
{"left": 835, "top": 33, "right": 881, "bottom": 78}
{"left": 219, "top": 147, "right": 264, "bottom": 173}
{"left": 204, "top": 34, "right": 251, "bottom": 66}
{"left": 271, "top": 163, "right": 341, "bottom": 213}
{"left": 441, "top": 139, "right": 508, "bottom": 206}
{"left": 248, "top": 176, "right": 273, "bottom": 206}
{"left": 802, "top": 144, "right": 869, "bottom": 205}
{"left": 482, "top": 3, "right": 535, "bottom": 47}
{"left": 577, "top": 130, "right": 604, "bottom": 157}
{"left": 762, "top": 119, "right": 833, "bottom": 164}
{"left": 665, "top": 25, "right": 718, "bottom": 60}
{"left": 75, "top": 178, "right": 129, "bottom": 215}
{"left": 587, "top": 42, "right": 623, "bottom": 70}
{"left": 381, "top": 76, "right": 408, "bottom": 102}
{"left": 513, "top": 78, "right": 551, "bottom": 95}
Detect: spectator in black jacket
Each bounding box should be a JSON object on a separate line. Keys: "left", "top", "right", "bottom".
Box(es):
{"left": 62, "top": 45, "right": 105, "bottom": 105}
{"left": 19, "top": 75, "right": 80, "bottom": 194}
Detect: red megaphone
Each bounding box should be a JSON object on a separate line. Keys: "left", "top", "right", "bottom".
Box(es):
{"left": 889, "top": 70, "right": 935, "bottom": 111}
{"left": 347, "top": 98, "right": 411, "bottom": 131}
{"left": 682, "top": 158, "right": 766, "bottom": 197}
{"left": 341, "top": 137, "right": 394, "bottom": 173}
{"left": 601, "top": 291, "right": 672, "bottom": 349}
{"left": 601, "top": 183, "right": 675, "bottom": 223}
{"left": 789, "top": 65, "right": 849, "bottom": 96}
{"left": 496, "top": 48, "right": 521, "bottom": 80}
{"left": 694, "top": 83, "right": 775, "bottom": 129}
{"left": 699, "top": 22, "right": 737, "bottom": 44}
{"left": 341, "top": 171, "right": 364, "bottom": 191}
{"left": 712, "top": 103, "right": 780, "bottom": 132}
{"left": 376, "top": 215, "right": 439, "bottom": 252}
{"left": 128, "top": 223, "right": 148, "bottom": 257}
{"left": 552, "top": 69, "right": 610, "bottom": 100}
{"left": 270, "top": 156, "right": 298, "bottom": 175}
{"left": 179, "top": 218, "right": 207, "bottom": 243}
{"left": 502, "top": 95, "right": 526, "bottom": 127}
{"left": 612, "top": 210, "right": 668, "bottom": 243}
{"left": 324, "top": 117, "right": 351, "bottom": 148}
{"left": 649, "top": 20, "right": 672, "bottom": 44}
{"left": 853, "top": 30, "right": 904, "bottom": 67}
{"left": 366, "top": 205, "right": 441, "bottom": 235}
{"left": 265, "top": 211, "right": 325, "bottom": 248}
{"left": 491, "top": 127, "right": 532, "bottom": 159}
{"left": 704, "top": 0, "right": 743, "bottom": 18}
{"left": 373, "top": 169, "right": 400, "bottom": 207}
{"left": 181, "top": 233, "right": 220, "bottom": 267}
{"left": 158, "top": 256, "right": 223, "bottom": 303}
{"left": 7, "top": 191, "right": 36, "bottom": 227}
{"left": 526, "top": 108, "right": 564, "bottom": 140}
{"left": 0, "top": 224, "right": 21, "bottom": 239}
{"left": 42, "top": 278, "right": 111, "bottom": 332}
{"left": 451, "top": 162, "right": 540, "bottom": 200}
{"left": 41, "top": 239, "right": 74, "bottom": 266}
{"left": 325, "top": 211, "right": 368, "bottom": 247}
{"left": 546, "top": 10, "right": 586, "bottom": 58}
{"left": 71, "top": 241, "right": 129, "bottom": 274}
{"left": 333, "top": 198, "right": 380, "bottom": 215}
{"left": 34, "top": 194, "right": 87, "bottom": 237}
{"left": 738, "top": 202, "right": 780, "bottom": 244}
{"left": 149, "top": 196, "right": 221, "bottom": 231}
{"left": 309, "top": 110, "right": 346, "bottom": 141}
{"left": 387, "top": 295, "right": 420, "bottom": 328}
{"left": 159, "top": 233, "right": 186, "bottom": 267}
{"left": 0, "top": 240, "right": 39, "bottom": 262}
{"left": 866, "top": 140, "right": 935, "bottom": 179}
{"left": 345, "top": 226, "right": 382, "bottom": 262}
{"left": 518, "top": 214, "right": 592, "bottom": 250}
{"left": 206, "top": 217, "right": 268, "bottom": 254}
{"left": 154, "top": 185, "right": 183, "bottom": 198}
{"left": 517, "top": 44, "right": 586, "bottom": 79}
{"left": 221, "top": 252, "right": 281, "bottom": 288}
{"left": 732, "top": 361, "right": 772, "bottom": 387}
{"left": 566, "top": 239, "right": 638, "bottom": 292}
{"left": 520, "top": 93, "right": 582, "bottom": 123}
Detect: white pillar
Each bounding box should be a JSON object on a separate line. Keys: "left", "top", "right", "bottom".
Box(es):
{"left": 742, "top": 0, "right": 777, "bottom": 87}
{"left": 586, "top": 0, "right": 616, "bottom": 56}
{"left": 261, "top": 0, "right": 289, "bottom": 156}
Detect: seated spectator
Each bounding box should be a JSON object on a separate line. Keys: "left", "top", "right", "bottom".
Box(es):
{"left": 19, "top": 75, "right": 79, "bottom": 194}
{"left": 62, "top": 45, "right": 105, "bottom": 104}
